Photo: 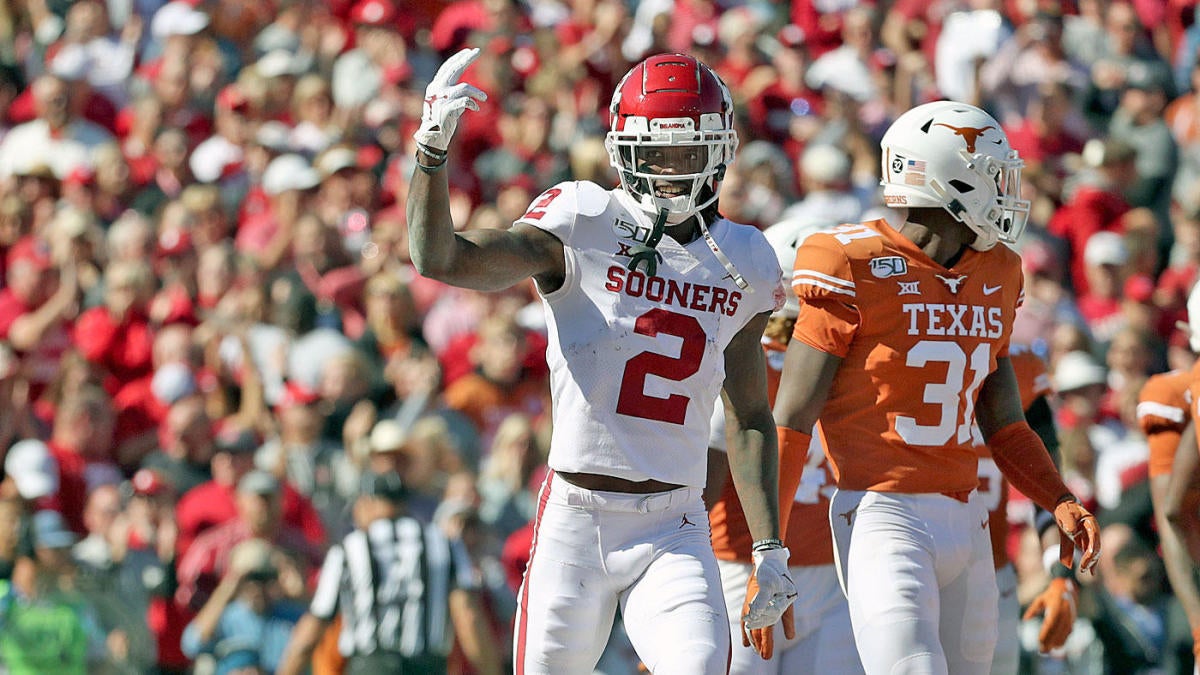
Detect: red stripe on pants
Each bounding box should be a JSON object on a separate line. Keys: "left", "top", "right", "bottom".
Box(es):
{"left": 516, "top": 470, "right": 555, "bottom": 674}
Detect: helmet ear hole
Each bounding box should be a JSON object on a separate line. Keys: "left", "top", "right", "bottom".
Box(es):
{"left": 948, "top": 179, "right": 974, "bottom": 194}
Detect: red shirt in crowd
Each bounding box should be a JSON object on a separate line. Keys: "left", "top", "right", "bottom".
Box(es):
{"left": 174, "top": 479, "right": 326, "bottom": 556}
{"left": 73, "top": 306, "right": 155, "bottom": 394}
{"left": 1046, "top": 186, "right": 1131, "bottom": 295}
{"left": 45, "top": 441, "right": 90, "bottom": 535}
{"left": 175, "top": 518, "right": 320, "bottom": 609}
{"left": 0, "top": 288, "right": 73, "bottom": 401}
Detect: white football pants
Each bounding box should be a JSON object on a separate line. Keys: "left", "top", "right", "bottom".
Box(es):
{"left": 514, "top": 472, "right": 728, "bottom": 675}
{"left": 830, "top": 489, "right": 999, "bottom": 675}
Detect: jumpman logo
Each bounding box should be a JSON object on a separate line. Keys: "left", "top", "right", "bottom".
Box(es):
{"left": 680, "top": 514, "right": 695, "bottom": 529}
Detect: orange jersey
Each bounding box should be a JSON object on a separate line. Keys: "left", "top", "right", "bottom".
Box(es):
{"left": 976, "top": 348, "right": 1051, "bottom": 568}
{"left": 1139, "top": 369, "right": 1193, "bottom": 478}
{"left": 710, "top": 341, "right": 836, "bottom": 566}
{"left": 791, "top": 219, "right": 1023, "bottom": 495}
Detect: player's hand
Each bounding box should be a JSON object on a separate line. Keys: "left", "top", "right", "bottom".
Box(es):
{"left": 1190, "top": 625, "right": 1200, "bottom": 663}
{"left": 413, "top": 47, "right": 488, "bottom": 154}
{"left": 1054, "top": 498, "right": 1100, "bottom": 574}
{"left": 741, "top": 548, "right": 796, "bottom": 658}
{"left": 1022, "top": 577, "right": 1076, "bottom": 652}
{"left": 740, "top": 569, "right": 795, "bottom": 659}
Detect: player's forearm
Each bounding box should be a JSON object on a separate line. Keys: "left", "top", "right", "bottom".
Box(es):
{"left": 1158, "top": 428, "right": 1200, "bottom": 626}
{"left": 406, "top": 159, "right": 460, "bottom": 281}
{"left": 1157, "top": 506, "right": 1200, "bottom": 626}
{"left": 986, "top": 421, "right": 1071, "bottom": 512}
{"left": 727, "top": 410, "right": 781, "bottom": 542}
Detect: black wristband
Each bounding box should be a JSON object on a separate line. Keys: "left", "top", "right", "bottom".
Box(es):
{"left": 1050, "top": 561, "right": 1075, "bottom": 579}
{"left": 752, "top": 538, "right": 784, "bottom": 552}
{"left": 416, "top": 143, "right": 448, "bottom": 162}
{"left": 415, "top": 157, "right": 446, "bottom": 174}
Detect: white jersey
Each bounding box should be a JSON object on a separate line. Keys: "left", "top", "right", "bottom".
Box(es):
{"left": 518, "top": 181, "right": 783, "bottom": 487}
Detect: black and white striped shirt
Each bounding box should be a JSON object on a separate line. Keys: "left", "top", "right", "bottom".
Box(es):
{"left": 309, "top": 516, "right": 476, "bottom": 658}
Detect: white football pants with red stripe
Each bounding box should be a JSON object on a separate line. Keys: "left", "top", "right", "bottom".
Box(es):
{"left": 830, "top": 489, "right": 999, "bottom": 675}
{"left": 514, "top": 472, "right": 728, "bottom": 675}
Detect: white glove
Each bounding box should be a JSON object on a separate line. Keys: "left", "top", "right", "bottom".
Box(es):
{"left": 413, "top": 47, "right": 488, "bottom": 154}
{"left": 742, "top": 547, "right": 796, "bottom": 630}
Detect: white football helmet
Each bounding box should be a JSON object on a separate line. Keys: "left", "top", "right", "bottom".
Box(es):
{"left": 880, "top": 101, "right": 1030, "bottom": 251}
{"left": 605, "top": 53, "right": 739, "bottom": 223}
{"left": 1187, "top": 279, "right": 1200, "bottom": 352}
{"left": 763, "top": 219, "right": 838, "bottom": 319}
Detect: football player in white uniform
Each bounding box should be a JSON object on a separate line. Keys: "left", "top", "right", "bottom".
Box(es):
{"left": 407, "top": 49, "right": 794, "bottom": 675}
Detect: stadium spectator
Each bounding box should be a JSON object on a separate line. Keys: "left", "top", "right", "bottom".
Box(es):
{"left": 181, "top": 537, "right": 306, "bottom": 674}
{"left": 0, "top": 74, "right": 113, "bottom": 179}
{"left": 176, "top": 470, "right": 320, "bottom": 611}
{"left": 1048, "top": 137, "right": 1136, "bottom": 295}
{"left": 0, "top": 236, "right": 77, "bottom": 401}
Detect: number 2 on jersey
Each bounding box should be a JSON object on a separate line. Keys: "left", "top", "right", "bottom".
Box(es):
{"left": 616, "top": 309, "right": 705, "bottom": 424}
{"left": 521, "top": 188, "right": 562, "bottom": 221}
{"left": 895, "top": 341, "right": 991, "bottom": 446}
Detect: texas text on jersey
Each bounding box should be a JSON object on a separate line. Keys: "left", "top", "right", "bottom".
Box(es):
{"left": 790, "top": 218, "right": 1024, "bottom": 495}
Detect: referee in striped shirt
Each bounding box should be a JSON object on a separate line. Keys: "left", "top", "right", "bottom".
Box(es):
{"left": 278, "top": 471, "right": 501, "bottom": 675}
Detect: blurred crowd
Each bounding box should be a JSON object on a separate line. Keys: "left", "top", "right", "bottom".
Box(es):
{"left": 0, "top": 0, "right": 1197, "bottom": 673}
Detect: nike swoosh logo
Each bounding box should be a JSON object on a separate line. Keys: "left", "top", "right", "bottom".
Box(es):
{"left": 982, "top": 284, "right": 1001, "bottom": 295}
{"left": 981, "top": 520, "right": 989, "bottom": 530}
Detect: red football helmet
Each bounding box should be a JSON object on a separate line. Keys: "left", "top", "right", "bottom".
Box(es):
{"left": 605, "top": 54, "right": 739, "bottom": 222}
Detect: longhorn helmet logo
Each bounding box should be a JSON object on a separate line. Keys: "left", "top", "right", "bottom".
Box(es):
{"left": 933, "top": 123, "right": 996, "bottom": 153}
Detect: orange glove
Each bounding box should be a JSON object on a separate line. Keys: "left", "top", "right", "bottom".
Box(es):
{"left": 1054, "top": 498, "right": 1101, "bottom": 574}
{"left": 1023, "top": 577, "right": 1077, "bottom": 652}
{"left": 740, "top": 568, "right": 795, "bottom": 659}
{"left": 1191, "top": 625, "right": 1200, "bottom": 663}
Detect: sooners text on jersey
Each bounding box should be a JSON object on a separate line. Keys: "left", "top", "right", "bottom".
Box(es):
{"left": 518, "top": 181, "right": 783, "bottom": 488}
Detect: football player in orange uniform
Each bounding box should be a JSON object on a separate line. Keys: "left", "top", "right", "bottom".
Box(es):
{"left": 1148, "top": 286, "right": 1200, "bottom": 665}
{"left": 708, "top": 222, "right": 864, "bottom": 674}
{"left": 767, "top": 101, "right": 1101, "bottom": 675}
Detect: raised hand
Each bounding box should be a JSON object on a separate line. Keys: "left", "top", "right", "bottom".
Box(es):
{"left": 413, "top": 47, "right": 488, "bottom": 158}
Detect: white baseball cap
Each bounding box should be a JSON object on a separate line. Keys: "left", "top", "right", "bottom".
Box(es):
{"left": 151, "top": 1, "right": 210, "bottom": 41}
{"left": 800, "top": 144, "right": 851, "bottom": 186}
{"left": 4, "top": 439, "right": 59, "bottom": 500}
{"left": 152, "top": 362, "right": 197, "bottom": 405}
{"left": 262, "top": 154, "right": 321, "bottom": 195}
{"left": 256, "top": 50, "right": 301, "bottom": 79}
{"left": 1083, "top": 231, "right": 1128, "bottom": 267}
{"left": 369, "top": 419, "right": 408, "bottom": 454}
{"left": 1053, "top": 351, "right": 1107, "bottom": 393}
